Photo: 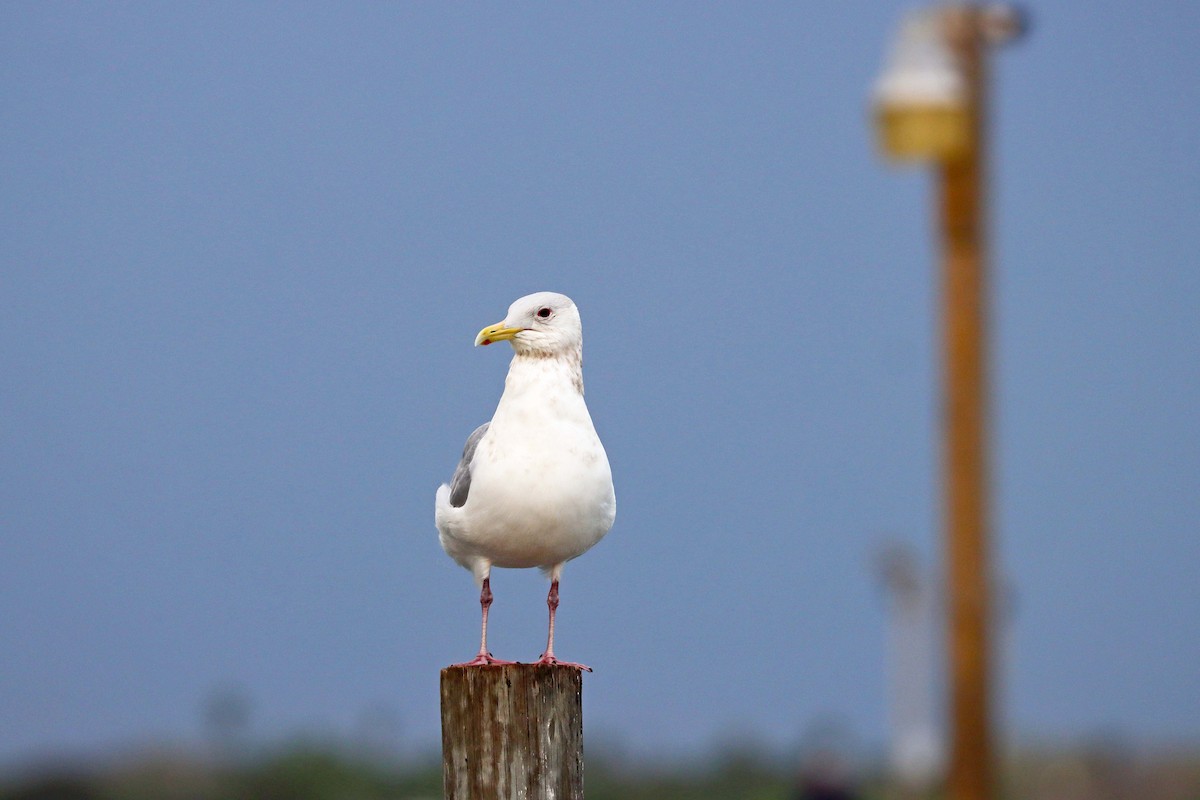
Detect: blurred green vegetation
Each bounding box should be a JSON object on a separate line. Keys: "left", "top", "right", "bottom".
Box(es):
{"left": 0, "top": 746, "right": 815, "bottom": 800}
{"left": 3, "top": 743, "right": 1198, "bottom": 800}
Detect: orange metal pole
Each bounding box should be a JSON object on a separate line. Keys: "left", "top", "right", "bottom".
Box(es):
{"left": 939, "top": 9, "right": 992, "bottom": 800}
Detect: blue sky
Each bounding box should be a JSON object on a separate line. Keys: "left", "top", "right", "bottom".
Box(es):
{"left": 2, "top": 1, "right": 1197, "bottom": 766}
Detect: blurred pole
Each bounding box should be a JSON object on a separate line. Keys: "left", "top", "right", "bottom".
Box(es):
{"left": 877, "top": 544, "right": 943, "bottom": 793}
{"left": 871, "top": 7, "right": 1023, "bottom": 800}
{"left": 938, "top": 10, "right": 991, "bottom": 800}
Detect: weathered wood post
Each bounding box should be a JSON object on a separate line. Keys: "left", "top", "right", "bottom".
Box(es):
{"left": 441, "top": 664, "right": 584, "bottom": 800}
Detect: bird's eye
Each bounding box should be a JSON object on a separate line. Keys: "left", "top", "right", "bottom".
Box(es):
{"left": 536, "top": 307, "right": 552, "bottom": 319}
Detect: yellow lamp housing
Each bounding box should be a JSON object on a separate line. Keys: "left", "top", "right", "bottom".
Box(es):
{"left": 872, "top": 9, "right": 973, "bottom": 162}
{"left": 874, "top": 100, "right": 972, "bottom": 162}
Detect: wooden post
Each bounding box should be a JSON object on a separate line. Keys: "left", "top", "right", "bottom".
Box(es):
{"left": 441, "top": 664, "right": 584, "bottom": 800}
{"left": 939, "top": 8, "right": 991, "bottom": 800}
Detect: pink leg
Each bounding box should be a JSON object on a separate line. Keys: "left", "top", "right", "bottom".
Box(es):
{"left": 452, "top": 578, "right": 515, "bottom": 667}
{"left": 536, "top": 579, "right": 591, "bottom": 671}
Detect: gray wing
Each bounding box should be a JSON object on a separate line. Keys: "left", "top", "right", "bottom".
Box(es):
{"left": 448, "top": 422, "right": 490, "bottom": 508}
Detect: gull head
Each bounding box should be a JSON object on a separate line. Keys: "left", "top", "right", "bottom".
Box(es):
{"left": 474, "top": 292, "right": 583, "bottom": 357}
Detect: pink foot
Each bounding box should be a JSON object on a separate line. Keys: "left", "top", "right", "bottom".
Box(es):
{"left": 451, "top": 653, "right": 517, "bottom": 667}
{"left": 535, "top": 654, "right": 592, "bottom": 672}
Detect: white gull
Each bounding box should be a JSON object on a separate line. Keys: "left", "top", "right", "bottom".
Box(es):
{"left": 435, "top": 292, "right": 615, "bottom": 669}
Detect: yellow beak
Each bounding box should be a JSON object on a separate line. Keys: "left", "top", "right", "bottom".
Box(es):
{"left": 475, "top": 322, "right": 525, "bottom": 347}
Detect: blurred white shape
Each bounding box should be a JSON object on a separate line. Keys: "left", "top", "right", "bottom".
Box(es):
{"left": 877, "top": 543, "right": 945, "bottom": 789}
{"left": 873, "top": 9, "right": 965, "bottom": 108}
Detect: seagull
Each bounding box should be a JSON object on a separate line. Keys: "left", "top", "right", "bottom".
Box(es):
{"left": 436, "top": 292, "right": 615, "bottom": 670}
